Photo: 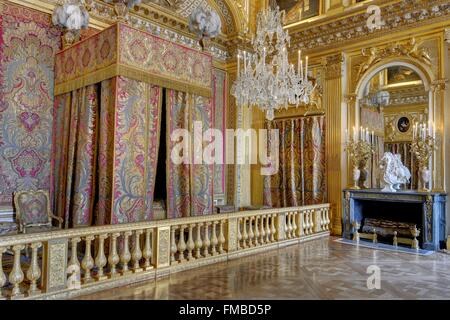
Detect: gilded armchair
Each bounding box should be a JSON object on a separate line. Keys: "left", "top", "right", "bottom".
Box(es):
{"left": 14, "top": 190, "right": 63, "bottom": 234}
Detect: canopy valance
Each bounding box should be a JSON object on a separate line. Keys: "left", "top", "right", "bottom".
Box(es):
{"left": 54, "top": 22, "right": 213, "bottom": 97}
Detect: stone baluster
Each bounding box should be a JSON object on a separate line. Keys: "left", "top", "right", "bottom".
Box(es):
{"left": 304, "top": 211, "right": 310, "bottom": 235}
{"left": 177, "top": 225, "right": 187, "bottom": 262}
{"left": 211, "top": 221, "right": 219, "bottom": 255}
{"left": 287, "top": 212, "right": 294, "bottom": 238}
{"left": 237, "top": 219, "right": 242, "bottom": 249}
{"left": 95, "top": 234, "right": 108, "bottom": 280}
{"left": 9, "top": 245, "right": 25, "bottom": 298}
{"left": 194, "top": 223, "right": 203, "bottom": 258}
{"left": 292, "top": 212, "right": 298, "bottom": 237}
{"left": 203, "top": 223, "right": 211, "bottom": 257}
{"left": 248, "top": 217, "right": 255, "bottom": 247}
{"left": 143, "top": 229, "right": 153, "bottom": 271}
{"left": 265, "top": 215, "right": 271, "bottom": 243}
{"left": 120, "top": 231, "right": 132, "bottom": 274}
{"left": 187, "top": 224, "right": 195, "bottom": 261}
{"left": 170, "top": 227, "right": 177, "bottom": 263}
{"left": 108, "top": 233, "right": 120, "bottom": 277}
{"left": 270, "top": 214, "right": 276, "bottom": 242}
{"left": 242, "top": 218, "right": 248, "bottom": 248}
{"left": 26, "top": 242, "right": 42, "bottom": 296}
{"left": 299, "top": 211, "right": 304, "bottom": 236}
{"left": 132, "top": 230, "right": 143, "bottom": 272}
{"left": 69, "top": 237, "right": 81, "bottom": 269}
{"left": 260, "top": 216, "right": 266, "bottom": 244}
{"left": 81, "top": 236, "right": 95, "bottom": 283}
{"left": 218, "top": 220, "right": 226, "bottom": 254}
{"left": 0, "top": 246, "right": 7, "bottom": 298}
{"left": 254, "top": 216, "right": 260, "bottom": 245}
{"left": 309, "top": 210, "right": 314, "bottom": 234}
{"left": 284, "top": 214, "right": 289, "bottom": 238}
{"left": 326, "top": 208, "right": 331, "bottom": 230}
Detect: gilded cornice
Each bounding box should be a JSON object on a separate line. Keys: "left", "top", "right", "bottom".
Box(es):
{"left": 288, "top": 0, "right": 450, "bottom": 54}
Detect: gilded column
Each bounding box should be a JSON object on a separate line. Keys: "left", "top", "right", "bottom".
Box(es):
{"left": 323, "top": 53, "right": 346, "bottom": 236}
{"left": 431, "top": 79, "right": 448, "bottom": 192}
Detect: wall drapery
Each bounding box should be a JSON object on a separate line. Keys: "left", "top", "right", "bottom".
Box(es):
{"left": 0, "top": 2, "right": 60, "bottom": 206}
{"left": 263, "top": 116, "right": 327, "bottom": 208}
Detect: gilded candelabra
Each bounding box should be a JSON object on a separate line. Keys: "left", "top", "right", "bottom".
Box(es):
{"left": 411, "top": 123, "right": 436, "bottom": 192}
{"left": 345, "top": 127, "right": 375, "bottom": 190}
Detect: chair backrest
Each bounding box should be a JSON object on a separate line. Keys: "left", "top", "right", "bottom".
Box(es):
{"left": 14, "top": 190, "right": 52, "bottom": 228}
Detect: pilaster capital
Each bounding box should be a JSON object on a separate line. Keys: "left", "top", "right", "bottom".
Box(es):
{"left": 323, "top": 53, "right": 345, "bottom": 80}
{"left": 445, "top": 28, "right": 450, "bottom": 44}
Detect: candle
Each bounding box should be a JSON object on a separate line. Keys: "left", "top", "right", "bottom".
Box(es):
{"left": 305, "top": 56, "right": 309, "bottom": 80}
{"left": 244, "top": 52, "right": 247, "bottom": 72}
{"left": 366, "top": 127, "right": 369, "bottom": 142}
{"left": 300, "top": 59, "right": 303, "bottom": 80}
{"left": 353, "top": 126, "right": 356, "bottom": 142}
{"left": 237, "top": 52, "right": 240, "bottom": 75}
{"left": 345, "top": 128, "right": 348, "bottom": 143}
{"left": 298, "top": 50, "right": 302, "bottom": 75}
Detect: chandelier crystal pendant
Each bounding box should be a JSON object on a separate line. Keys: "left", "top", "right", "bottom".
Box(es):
{"left": 231, "top": 5, "right": 315, "bottom": 121}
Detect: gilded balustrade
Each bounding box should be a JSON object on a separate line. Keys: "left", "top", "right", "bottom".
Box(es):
{"left": 0, "top": 204, "right": 330, "bottom": 300}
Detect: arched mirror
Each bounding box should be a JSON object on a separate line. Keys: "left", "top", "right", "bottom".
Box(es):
{"left": 359, "top": 65, "right": 428, "bottom": 190}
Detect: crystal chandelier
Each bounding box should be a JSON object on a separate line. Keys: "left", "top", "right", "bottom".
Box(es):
{"left": 364, "top": 89, "right": 390, "bottom": 109}
{"left": 231, "top": 4, "right": 315, "bottom": 121}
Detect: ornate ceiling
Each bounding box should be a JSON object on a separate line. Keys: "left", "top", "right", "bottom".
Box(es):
{"left": 127, "top": 0, "right": 238, "bottom": 34}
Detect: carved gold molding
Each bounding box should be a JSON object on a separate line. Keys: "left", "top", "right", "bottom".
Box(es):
{"left": 288, "top": 0, "right": 450, "bottom": 54}
{"left": 355, "top": 37, "right": 432, "bottom": 87}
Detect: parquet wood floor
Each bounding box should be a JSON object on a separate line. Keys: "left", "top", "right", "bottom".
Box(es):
{"left": 75, "top": 237, "right": 450, "bottom": 300}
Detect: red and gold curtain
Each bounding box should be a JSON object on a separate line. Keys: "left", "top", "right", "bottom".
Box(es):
{"left": 52, "top": 77, "right": 162, "bottom": 227}
{"left": 167, "top": 90, "right": 214, "bottom": 218}
{"left": 263, "top": 116, "right": 326, "bottom": 208}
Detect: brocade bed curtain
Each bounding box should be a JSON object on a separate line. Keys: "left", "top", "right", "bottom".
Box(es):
{"left": 167, "top": 90, "right": 214, "bottom": 218}
{"left": 263, "top": 116, "right": 327, "bottom": 208}
{"left": 52, "top": 76, "right": 162, "bottom": 227}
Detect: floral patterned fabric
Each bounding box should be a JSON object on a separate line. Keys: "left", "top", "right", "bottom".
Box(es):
{"left": 263, "top": 116, "right": 327, "bottom": 207}
{"left": 55, "top": 23, "right": 212, "bottom": 97}
{"left": 52, "top": 77, "right": 162, "bottom": 227}
{"left": 167, "top": 90, "right": 214, "bottom": 218}
{"left": 112, "top": 77, "right": 161, "bottom": 223}
{"left": 0, "top": 3, "right": 60, "bottom": 207}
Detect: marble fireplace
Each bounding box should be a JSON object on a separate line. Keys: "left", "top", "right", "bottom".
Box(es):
{"left": 342, "top": 189, "right": 447, "bottom": 250}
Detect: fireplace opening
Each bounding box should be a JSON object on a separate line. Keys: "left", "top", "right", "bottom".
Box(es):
{"left": 353, "top": 199, "right": 423, "bottom": 247}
